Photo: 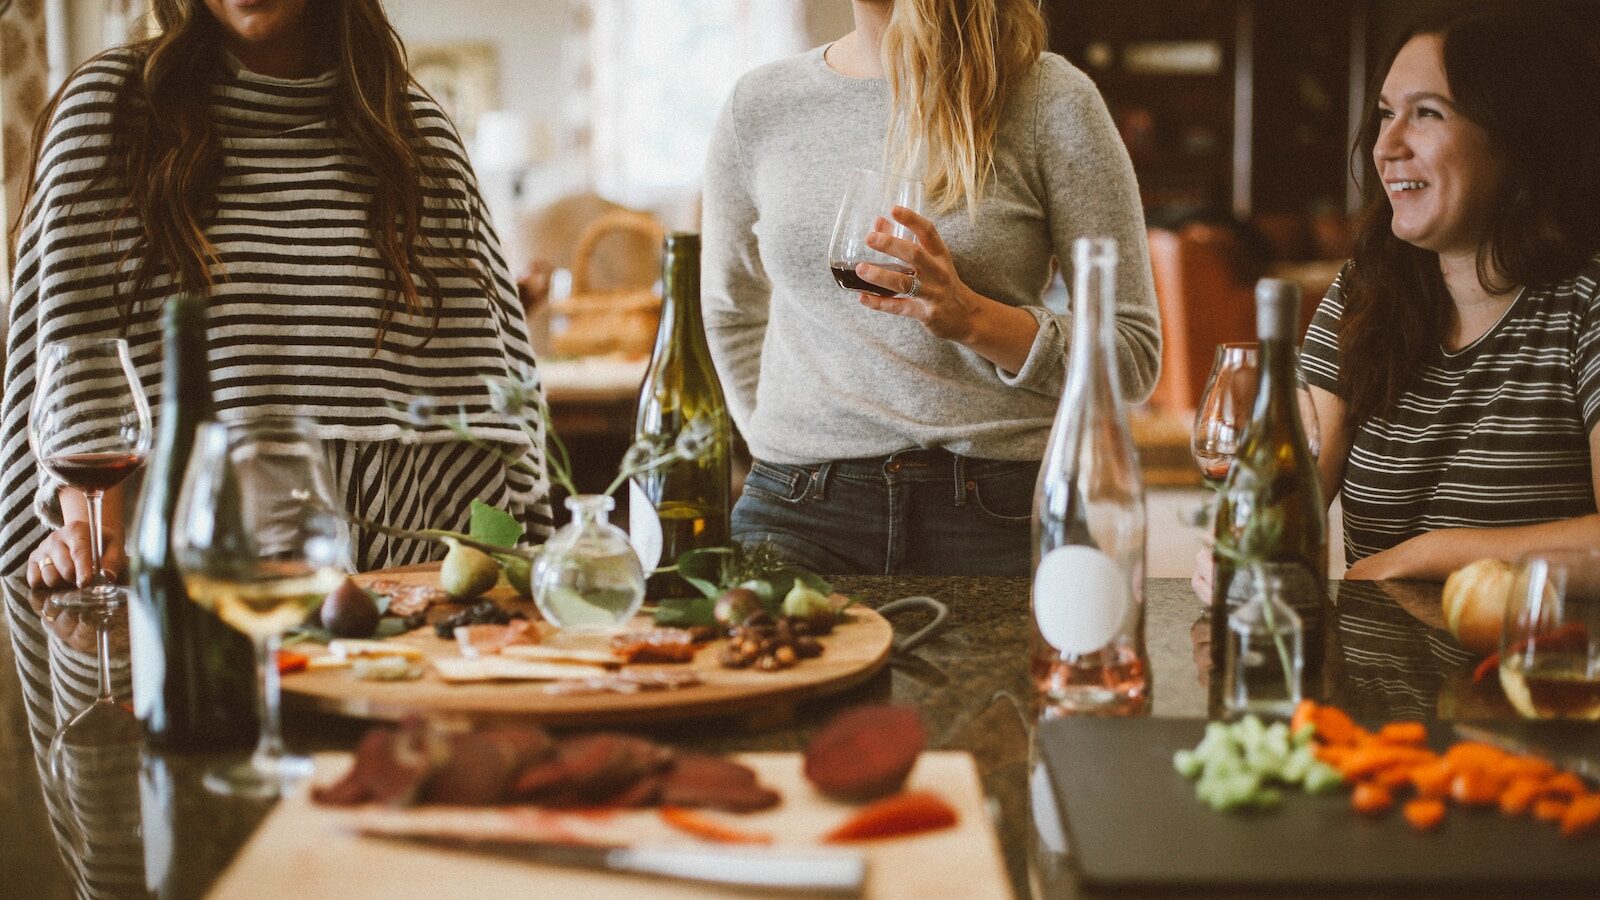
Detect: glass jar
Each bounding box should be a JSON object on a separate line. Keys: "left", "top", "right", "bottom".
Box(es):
{"left": 532, "top": 495, "right": 646, "bottom": 630}
{"left": 1224, "top": 562, "right": 1305, "bottom": 719}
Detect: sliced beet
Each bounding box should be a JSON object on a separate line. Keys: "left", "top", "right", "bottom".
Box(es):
{"left": 803, "top": 705, "right": 926, "bottom": 800}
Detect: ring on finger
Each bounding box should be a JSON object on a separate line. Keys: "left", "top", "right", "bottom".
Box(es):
{"left": 37, "top": 556, "right": 56, "bottom": 570}
{"left": 905, "top": 275, "right": 922, "bottom": 298}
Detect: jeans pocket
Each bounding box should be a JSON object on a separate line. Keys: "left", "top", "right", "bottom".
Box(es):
{"left": 740, "top": 460, "right": 811, "bottom": 507}
{"left": 968, "top": 461, "right": 1038, "bottom": 526}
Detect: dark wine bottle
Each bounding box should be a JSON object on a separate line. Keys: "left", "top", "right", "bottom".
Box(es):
{"left": 129, "top": 295, "right": 257, "bottom": 751}
{"left": 630, "top": 232, "right": 732, "bottom": 600}
{"left": 1209, "top": 279, "right": 1331, "bottom": 716}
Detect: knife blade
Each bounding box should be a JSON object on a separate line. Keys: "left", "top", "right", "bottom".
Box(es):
{"left": 364, "top": 832, "right": 867, "bottom": 895}
{"left": 1452, "top": 723, "right": 1600, "bottom": 784}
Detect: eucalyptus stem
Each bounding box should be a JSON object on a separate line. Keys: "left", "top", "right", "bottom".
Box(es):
{"left": 1248, "top": 561, "right": 1298, "bottom": 702}
{"left": 344, "top": 513, "right": 537, "bottom": 560}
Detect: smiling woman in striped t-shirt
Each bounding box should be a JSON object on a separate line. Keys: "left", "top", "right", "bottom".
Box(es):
{"left": 5, "top": 0, "right": 551, "bottom": 586}
{"left": 1299, "top": 6, "right": 1600, "bottom": 581}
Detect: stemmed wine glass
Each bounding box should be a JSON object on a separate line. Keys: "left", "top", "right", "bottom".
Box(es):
{"left": 827, "top": 168, "right": 925, "bottom": 297}
{"left": 172, "top": 417, "right": 348, "bottom": 798}
{"left": 1191, "top": 342, "right": 1260, "bottom": 489}
{"left": 29, "top": 337, "right": 153, "bottom": 606}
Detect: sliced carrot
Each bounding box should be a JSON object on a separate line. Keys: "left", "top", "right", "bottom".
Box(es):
{"left": 1351, "top": 782, "right": 1393, "bottom": 815}
{"left": 275, "top": 650, "right": 309, "bottom": 675}
{"left": 1443, "top": 742, "right": 1508, "bottom": 771}
{"left": 823, "top": 791, "right": 958, "bottom": 843}
{"left": 1542, "top": 772, "right": 1587, "bottom": 798}
{"left": 1560, "top": 795, "right": 1600, "bottom": 839}
{"left": 659, "top": 807, "right": 774, "bottom": 845}
{"left": 1376, "top": 721, "right": 1427, "bottom": 746}
{"left": 1534, "top": 797, "right": 1572, "bottom": 822}
{"left": 1373, "top": 766, "right": 1415, "bottom": 791}
{"left": 1313, "top": 706, "right": 1366, "bottom": 746}
{"left": 1451, "top": 770, "right": 1502, "bottom": 806}
{"left": 1290, "top": 699, "right": 1318, "bottom": 735}
{"left": 1409, "top": 762, "right": 1453, "bottom": 800}
{"left": 1403, "top": 798, "right": 1447, "bottom": 831}
{"left": 1500, "top": 756, "right": 1557, "bottom": 781}
{"left": 1499, "top": 778, "right": 1544, "bottom": 817}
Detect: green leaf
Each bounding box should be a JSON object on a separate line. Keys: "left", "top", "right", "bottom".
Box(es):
{"left": 652, "top": 595, "right": 717, "bottom": 627}
{"left": 676, "top": 547, "right": 731, "bottom": 599}
{"left": 469, "top": 500, "right": 523, "bottom": 549}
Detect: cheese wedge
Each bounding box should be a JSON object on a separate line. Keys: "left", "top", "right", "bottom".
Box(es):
{"left": 327, "top": 639, "right": 426, "bottom": 661}
{"left": 432, "top": 657, "right": 610, "bottom": 683}
{"left": 500, "top": 644, "right": 624, "bottom": 667}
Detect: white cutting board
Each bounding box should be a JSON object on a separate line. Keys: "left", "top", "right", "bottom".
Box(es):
{"left": 208, "top": 752, "right": 1008, "bottom": 900}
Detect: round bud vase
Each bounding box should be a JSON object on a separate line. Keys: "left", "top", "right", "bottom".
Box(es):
{"left": 532, "top": 495, "right": 646, "bottom": 630}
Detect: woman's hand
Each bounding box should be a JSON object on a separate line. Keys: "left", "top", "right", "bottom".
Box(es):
{"left": 27, "top": 522, "right": 125, "bottom": 590}
{"left": 853, "top": 207, "right": 1039, "bottom": 373}
{"left": 1191, "top": 547, "right": 1214, "bottom": 603}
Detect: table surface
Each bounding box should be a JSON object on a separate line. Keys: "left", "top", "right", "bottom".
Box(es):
{"left": 0, "top": 575, "right": 1572, "bottom": 899}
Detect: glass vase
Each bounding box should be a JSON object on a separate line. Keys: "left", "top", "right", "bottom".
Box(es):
{"left": 533, "top": 495, "right": 647, "bottom": 630}
{"left": 1224, "top": 562, "right": 1305, "bottom": 719}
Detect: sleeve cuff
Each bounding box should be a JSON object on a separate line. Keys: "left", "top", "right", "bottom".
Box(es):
{"left": 995, "top": 305, "right": 1066, "bottom": 393}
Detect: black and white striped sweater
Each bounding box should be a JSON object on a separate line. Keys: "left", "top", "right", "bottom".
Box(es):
{"left": 2, "top": 49, "right": 553, "bottom": 575}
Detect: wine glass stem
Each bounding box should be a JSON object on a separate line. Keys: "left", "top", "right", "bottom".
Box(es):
{"left": 82, "top": 488, "right": 107, "bottom": 589}
{"left": 95, "top": 619, "right": 114, "bottom": 704}
{"left": 252, "top": 634, "right": 286, "bottom": 765}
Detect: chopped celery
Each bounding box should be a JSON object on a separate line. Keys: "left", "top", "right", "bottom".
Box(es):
{"left": 1175, "top": 715, "right": 1346, "bottom": 813}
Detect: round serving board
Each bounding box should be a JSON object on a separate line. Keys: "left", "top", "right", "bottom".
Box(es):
{"left": 281, "top": 564, "right": 893, "bottom": 728}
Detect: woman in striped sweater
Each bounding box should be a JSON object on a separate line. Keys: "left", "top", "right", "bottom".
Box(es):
{"left": 5, "top": 0, "right": 551, "bottom": 586}
{"left": 1298, "top": 6, "right": 1600, "bottom": 580}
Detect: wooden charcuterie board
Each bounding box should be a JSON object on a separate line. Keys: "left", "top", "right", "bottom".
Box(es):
{"left": 281, "top": 565, "right": 894, "bottom": 728}
{"left": 210, "top": 752, "right": 1008, "bottom": 900}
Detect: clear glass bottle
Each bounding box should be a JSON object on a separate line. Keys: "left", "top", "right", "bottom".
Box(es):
{"left": 1031, "top": 237, "right": 1150, "bottom": 716}
{"left": 1225, "top": 562, "right": 1305, "bottom": 718}
{"left": 1210, "top": 279, "right": 1330, "bottom": 717}
{"left": 534, "top": 494, "right": 647, "bottom": 630}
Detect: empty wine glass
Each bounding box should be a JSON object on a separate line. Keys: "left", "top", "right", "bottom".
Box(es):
{"left": 827, "top": 169, "right": 925, "bottom": 297}
{"left": 172, "top": 417, "right": 348, "bottom": 798}
{"left": 29, "top": 337, "right": 152, "bottom": 607}
{"left": 1191, "top": 343, "right": 1259, "bottom": 488}
{"left": 43, "top": 596, "right": 140, "bottom": 793}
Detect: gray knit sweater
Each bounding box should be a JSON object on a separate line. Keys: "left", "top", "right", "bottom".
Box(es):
{"left": 702, "top": 47, "right": 1160, "bottom": 465}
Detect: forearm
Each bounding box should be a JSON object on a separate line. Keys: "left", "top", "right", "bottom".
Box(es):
{"left": 957, "top": 289, "right": 1041, "bottom": 375}
{"left": 1361, "top": 515, "right": 1600, "bottom": 581}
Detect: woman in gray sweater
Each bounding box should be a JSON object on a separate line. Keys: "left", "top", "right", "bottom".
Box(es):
{"left": 702, "top": 0, "right": 1160, "bottom": 576}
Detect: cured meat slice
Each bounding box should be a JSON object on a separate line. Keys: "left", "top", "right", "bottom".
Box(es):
{"left": 421, "top": 726, "right": 555, "bottom": 806}
{"left": 453, "top": 619, "right": 540, "bottom": 657}
{"left": 610, "top": 628, "right": 702, "bottom": 664}
{"left": 660, "top": 754, "right": 781, "bottom": 813}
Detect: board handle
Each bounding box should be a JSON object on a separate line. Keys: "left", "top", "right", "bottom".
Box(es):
{"left": 876, "top": 596, "right": 949, "bottom": 654}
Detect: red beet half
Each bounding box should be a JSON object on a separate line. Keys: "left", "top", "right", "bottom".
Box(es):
{"left": 803, "top": 705, "right": 927, "bottom": 800}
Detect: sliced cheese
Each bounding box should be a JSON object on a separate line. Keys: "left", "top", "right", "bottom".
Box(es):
{"left": 432, "top": 657, "right": 609, "bottom": 683}
{"left": 500, "top": 645, "right": 623, "bottom": 667}
{"left": 306, "top": 655, "right": 352, "bottom": 670}
{"left": 328, "top": 639, "right": 425, "bottom": 661}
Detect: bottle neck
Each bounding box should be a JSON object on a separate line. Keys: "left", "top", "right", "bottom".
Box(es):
{"left": 161, "top": 300, "right": 213, "bottom": 435}
{"left": 1065, "top": 247, "right": 1121, "bottom": 398}
{"left": 565, "top": 494, "right": 614, "bottom": 526}
{"left": 656, "top": 238, "right": 710, "bottom": 360}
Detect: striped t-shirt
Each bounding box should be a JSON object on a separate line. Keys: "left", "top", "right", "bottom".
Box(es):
{"left": 1, "top": 49, "right": 552, "bottom": 574}
{"left": 1300, "top": 257, "right": 1600, "bottom": 563}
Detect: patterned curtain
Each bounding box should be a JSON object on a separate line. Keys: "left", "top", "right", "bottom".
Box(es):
{"left": 2, "top": 0, "right": 51, "bottom": 279}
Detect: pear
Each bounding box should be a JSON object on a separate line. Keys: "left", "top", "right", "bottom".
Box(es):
{"left": 439, "top": 538, "right": 499, "bottom": 600}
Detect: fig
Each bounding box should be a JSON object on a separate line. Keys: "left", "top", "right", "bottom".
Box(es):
{"left": 321, "top": 578, "right": 381, "bottom": 638}
{"left": 714, "top": 587, "right": 764, "bottom": 629}
{"left": 782, "top": 581, "right": 834, "bottom": 628}
{"left": 494, "top": 551, "right": 533, "bottom": 599}
{"left": 440, "top": 538, "right": 499, "bottom": 600}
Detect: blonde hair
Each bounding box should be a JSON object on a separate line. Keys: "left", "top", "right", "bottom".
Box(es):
{"left": 881, "top": 0, "right": 1046, "bottom": 216}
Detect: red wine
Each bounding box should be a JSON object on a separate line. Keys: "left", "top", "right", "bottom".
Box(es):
{"left": 46, "top": 451, "right": 146, "bottom": 491}
{"left": 830, "top": 262, "right": 914, "bottom": 298}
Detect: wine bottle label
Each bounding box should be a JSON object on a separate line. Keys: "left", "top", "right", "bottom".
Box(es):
{"left": 129, "top": 596, "right": 164, "bottom": 721}
{"left": 628, "top": 480, "right": 663, "bottom": 573}
{"left": 1033, "top": 545, "right": 1130, "bottom": 654}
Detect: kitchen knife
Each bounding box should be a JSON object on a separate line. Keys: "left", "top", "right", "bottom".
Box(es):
{"left": 364, "top": 832, "right": 868, "bottom": 895}
{"left": 1452, "top": 722, "right": 1600, "bottom": 784}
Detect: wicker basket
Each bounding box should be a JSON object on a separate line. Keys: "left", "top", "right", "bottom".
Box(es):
{"left": 549, "top": 210, "right": 664, "bottom": 358}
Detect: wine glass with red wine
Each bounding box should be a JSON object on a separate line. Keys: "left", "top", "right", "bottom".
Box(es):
{"left": 827, "top": 169, "right": 925, "bottom": 297}
{"left": 29, "top": 337, "right": 152, "bottom": 607}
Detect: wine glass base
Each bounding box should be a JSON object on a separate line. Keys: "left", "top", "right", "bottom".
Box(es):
{"left": 203, "top": 752, "right": 315, "bottom": 799}
{"left": 46, "top": 699, "right": 141, "bottom": 786}
{"left": 50, "top": 585, "right": 128, "bottom": 611}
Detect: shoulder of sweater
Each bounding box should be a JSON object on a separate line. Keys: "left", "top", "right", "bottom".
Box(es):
{"left": 51, "top": 46, "right": 140, "bottom": 114}
{"left": 1030, "top": 51, "right": 1099, "bottom": 105}
{"left": 722, "top": 47, "right": 832, "bottom": 119}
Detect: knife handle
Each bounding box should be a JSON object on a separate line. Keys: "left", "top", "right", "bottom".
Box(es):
{"left": 612, "top": 846, "right": 867, "bottom": 895}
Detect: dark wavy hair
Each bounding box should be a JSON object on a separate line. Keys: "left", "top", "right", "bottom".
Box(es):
{"left": 1338, "top": 4, "right": 1600, "bottom": 425}
{"left": 14, "top": 0, "right": 484, "bottom": 347}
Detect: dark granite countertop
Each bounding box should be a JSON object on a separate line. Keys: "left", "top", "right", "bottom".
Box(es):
{"left": 0, "top": 576, "right": 1567, "bottom": 899}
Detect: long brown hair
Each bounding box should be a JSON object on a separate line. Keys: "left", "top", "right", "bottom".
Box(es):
{"left": 14, "top": 0, "right": 481, "bottom": 346}
{"left": 1340, "top": 4, "right": 1600, "bottom": 425}
{"left": 881, "top": 0, "right": 1045, "bottom": 216}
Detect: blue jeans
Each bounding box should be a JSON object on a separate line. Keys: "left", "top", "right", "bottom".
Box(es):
{"left": 731, "top": 448, "right": 1037, "bottom": 576}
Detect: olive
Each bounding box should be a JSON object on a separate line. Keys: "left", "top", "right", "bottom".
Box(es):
{"left": 321, "top": 578, "right": 380, "bottom": 638}
{"left": 713, "top": 587, "right": 764, "bottom": 629}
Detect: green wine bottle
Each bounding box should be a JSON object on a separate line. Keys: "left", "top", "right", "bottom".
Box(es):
{"left": 129, "top": 295, "right": 258, "bottom": 752}
{"left": 1210, "top": 279, "right": 1331, "bottom": 716}
{"left": 630, "top": 232, "right": 732, "bottom": 600}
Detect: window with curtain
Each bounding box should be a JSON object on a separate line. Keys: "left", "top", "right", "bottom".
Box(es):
{"left": 580, "top": 0, "right": 807, "bottom": 209}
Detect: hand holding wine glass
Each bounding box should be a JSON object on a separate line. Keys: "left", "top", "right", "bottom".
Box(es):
{"left": 172, "top": 417, "right": 349, "bottom": 798}
{"left": 828, "top": 168, "right": 925, "bottom": 297}
{"left": 28, "top": 337, "right": 151, "bottom": 603}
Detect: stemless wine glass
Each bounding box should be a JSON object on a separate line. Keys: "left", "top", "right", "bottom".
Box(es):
{"left": 827, "top": 168, "right": 925, "bottom": 297}
{"left": 29, "top": 337, "right": 153, "bottom": 606}
{"left": 1499, "top": 549, "right": 1600, "bottom": 721}
{"left": 172, "top": 417, "right": 348, "bottom": 797}
{"left": 1191, "top": 342, "right": 1259, "bottom": 488}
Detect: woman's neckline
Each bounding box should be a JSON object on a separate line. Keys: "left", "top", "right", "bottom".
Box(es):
{"left": 221, "top": 50, "right": 337, "bottom": 87}
{"left": 817, "top": 42, "right": 885, "bottom": 84}
{"left": 1440, "top": 285, "right": 1527, "bottom": 358}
